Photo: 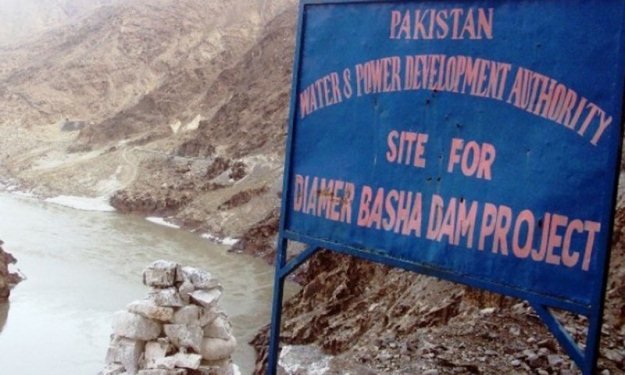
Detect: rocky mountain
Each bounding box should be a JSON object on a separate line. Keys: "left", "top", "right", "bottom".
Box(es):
{"left": 0, "top": 0, "right": 296, "bottom": 234}
{"left": 0, "top": 1, "right": 623, "bottom": 374}
{"left": 0, "top": 0, "right": 293, "bottom": 129}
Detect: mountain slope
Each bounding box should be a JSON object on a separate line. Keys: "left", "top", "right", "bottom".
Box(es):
{"left": 0, "top": 0, "right": 293, "bottom": 129}
{"left": 108, "top": 6, "right": 297, "bottom": 238}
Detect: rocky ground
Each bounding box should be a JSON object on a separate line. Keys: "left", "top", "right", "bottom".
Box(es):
{"left": 0, "top": 1, "right": 623, "bottom": 374}
{"left": 248, "top": 217, "right": 625, "bottom": 374}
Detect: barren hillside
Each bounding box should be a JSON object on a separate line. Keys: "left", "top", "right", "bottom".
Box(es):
{"left": 0, "top": 0, "right": 292, "bottom": 128}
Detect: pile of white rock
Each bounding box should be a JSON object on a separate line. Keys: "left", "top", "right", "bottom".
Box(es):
{"left": 101, "top": 260, "right": 238, "bottom": 375}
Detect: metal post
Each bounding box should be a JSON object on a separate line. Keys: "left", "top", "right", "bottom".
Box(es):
{"left": 582, "top": 309, "right": 603, "bottom": 374}
{"left": 267, "top": 238, "right": 288, "bottom": 375}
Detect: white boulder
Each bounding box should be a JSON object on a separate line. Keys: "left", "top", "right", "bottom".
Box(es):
{"left": 164, "top": 324, "right": 203, "bottom": 353}
{"left": 144, "top": 338, "right": 174, "bottom": 369}
{"left": 143, "top": 260, "right": 178, "bottom": 288}
{"left": 200, "top": 335, "right": 237, "bottom": 361}
{"left": 128, "top": 300, "right": 174, "bottom": 322}
{"left": 203, "top": 315, "right": 232, "bottom": 340}
{"left": 138, "top": 369, "right": 187, "bottom": 375}
{"left": 173, "top": 305, "right": 218, "bottom": 327}
{"left": 178, "top": 280, "right": 194, "bottom": 304}
{"left": 100, "top": 363, "right": 126, "bottom": 375}
{"left": 148, "top": 287, "right": 184, "bottom": 307}
{"left": 113, "top": 311, "right": 162, "bottom": 341}
{"left": 104, "top": 336, "right": 145, "bottom": 374}
{"left": 198, "top": 308, "right": 220, "bottom": 327}
{"left": 190, "top": 289, "right": 222, "bottom": 309}
{"left": 195, "top": 364, "right": 236, "bottom": 375}
{"left": 154, "top": 352, "right": 202, "bottom": 370}
{"left": 179, "top": 266, "right": 221, "bottom": 290}
{"left": 172, "top": 305, "right": 202, "bottom": 326}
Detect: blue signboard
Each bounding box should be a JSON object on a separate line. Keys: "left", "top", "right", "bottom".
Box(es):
{"left": 268, "top": 1, "right": 625, "bottom": 374}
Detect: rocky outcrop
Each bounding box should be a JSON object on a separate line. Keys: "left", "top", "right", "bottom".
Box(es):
{"left": 230, "top": 209, "right": 280, "bottom": 263}
{"left": 0, "top": 240, "right": 23, "bottom": 302}
{"left": 101, "top": 260, "right": 238, "bottom": 375}
{"left": 237, "top": 161, "right": 625, "bottom": 375}
{"left": 110, "top": 190, "right": 192, "bottom": 216}
{"left": 251, "top": 242, "right": 625, "bottom": 374}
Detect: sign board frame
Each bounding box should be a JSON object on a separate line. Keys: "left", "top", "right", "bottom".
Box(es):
{"left": 268, "top": 1, "right": 625, "bottom": 374}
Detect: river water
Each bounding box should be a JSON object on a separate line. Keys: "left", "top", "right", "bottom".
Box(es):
{"left": 0, "top": 192, "right": 295, "bottom": 374}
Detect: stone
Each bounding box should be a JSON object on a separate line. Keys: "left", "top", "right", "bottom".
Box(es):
{"left": 511, "top": 359, "right": 521, "bottom": 367}
{"left": 422, "top": 370, "right": 439, "bottom": 375}
{"left": 113, "top": 311, "right": 162, "bottom": 341}
{"left": 138, "top": 369, "right": 187, "bottom": 375}
{"left": 190, "top": 289, "right": 222, "bottom": 309}
{"left": 194, "top": 363, "right": 235, "bottom": 375}
{"left": 604, "top": 349, "right": 624, "bottom": 363}
{"left": 176, "top": 265, "right": 186, "bottom": 283}
{"left": 537, "top": 370, "right": 549, "bottom": 375}
{"left": 128, "top": 300, "right": 175, "bottom": 322}
{"left": 149, "top": 287, "right": 184, "bottom": 307}
{"left": 522, "top": 349, "right": 535, "bottom": 358}
{"left": 191, "top": 367, "right": 213, "bottom": 375}
{"left": 537, "top": 338, "right": 558, "bottom": 352}
{"left": 104, "top": 336, "right": 145, "bottom": 374}
{"left": 509, "top": 326, "right": 521, "bottom": 336}
{"left": 526, "top": 354, "right": 541, "bottom": 368}
{"left": 144, "top": 260, "right": 178, "bottom": 288}
{"left": 479, "top": 307, "right": 496, "bottom": 315}
{"left": 154, "top": 352, "right": 202, "bottom": 370}
{"left": 203, "top": 315, "right": 232, "bottom": 340}
{"left": 105, "top": 336, "right": 121, "bottom": 364}
{"left": 200, "top": 335, "right": 237, "bottom": 361}
{"left": 173, "top": 305, "right": 202, "bottom": 325}
{"left": 172, "top": 305, "right": 219, "bottom": 327}
{"left": 199, "top": 308, "right": 221, "bottom": 327}
{"left": 100, "top": 363, "right": 126, "bottom": 375}
{"left": 202, "top": 358, "right": 233, "bottom": 368}
{"left": 144, "top": 338, "right": 175, "bottom": 369}
{"left": 547, "top": 354, "right": 563, "bottom": 367}
{"left": 179, "top": 266, "right": 221, "bottom": 290}
{"left": 164, "top": 324, "right": 203, "bottom": 353}
{"left": 178, "top": 280, "right": 194, "bottom": 304}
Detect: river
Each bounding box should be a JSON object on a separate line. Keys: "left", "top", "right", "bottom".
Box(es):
{"left": 0, "top": 191, "right": 295, "bottom": 374}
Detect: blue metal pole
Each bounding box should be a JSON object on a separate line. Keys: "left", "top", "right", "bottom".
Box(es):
{"left": 267, "top": 238, "right": 288, "bottom": 375}
{"left": 582, "top": 310, "right": 601, "bottom": 375}
{"left": 266, "top": 2, "right": 306, "bottom": 372}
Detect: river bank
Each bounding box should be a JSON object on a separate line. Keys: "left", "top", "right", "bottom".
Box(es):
{"left": 0, "top": 174, "right": 240, "bottom": 246}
